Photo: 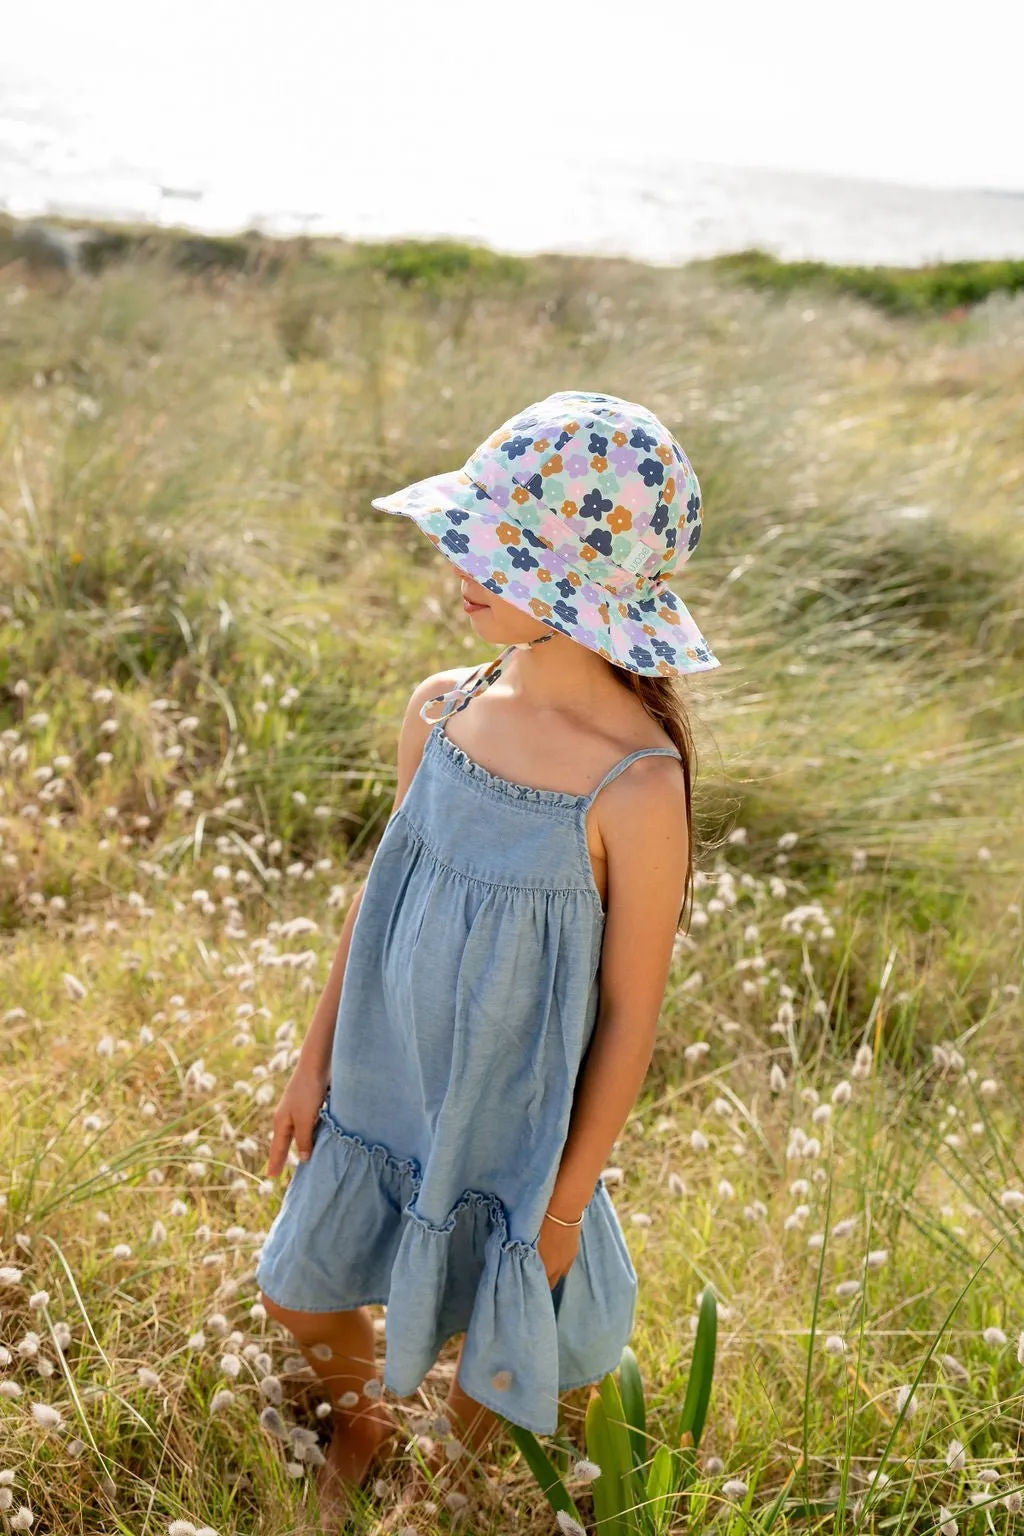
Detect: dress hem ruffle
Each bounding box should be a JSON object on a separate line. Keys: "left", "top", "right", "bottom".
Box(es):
{"left": 255, "top": 1103, "right": 636, "bottom": 1435}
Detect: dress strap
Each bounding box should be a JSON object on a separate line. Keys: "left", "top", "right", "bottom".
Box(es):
{"left": 585, "top": 747, "right": 682, "bottom": 806}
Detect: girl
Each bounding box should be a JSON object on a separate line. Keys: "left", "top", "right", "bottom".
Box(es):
{"left": 255, "top": 390, "right": 720, "bottom": 1521}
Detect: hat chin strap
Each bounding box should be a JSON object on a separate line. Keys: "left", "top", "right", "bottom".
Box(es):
{"left": 420, "top": 630, "right": 555, "bottom": 724}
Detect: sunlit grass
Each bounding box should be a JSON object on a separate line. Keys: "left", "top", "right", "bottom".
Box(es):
{"left": 1, "top": 232, "right": 1023, "bottom": 1532}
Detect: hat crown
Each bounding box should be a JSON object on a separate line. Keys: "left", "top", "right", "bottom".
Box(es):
{"left": 462, "top": 391, "right": 703, "bottom": 583}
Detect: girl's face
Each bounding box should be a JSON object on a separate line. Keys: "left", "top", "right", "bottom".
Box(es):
{"left": 454, "top": 568, "right": 552, "bottom": 646}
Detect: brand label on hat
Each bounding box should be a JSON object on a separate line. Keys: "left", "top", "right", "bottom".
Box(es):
{"left": 620, "top": 539, "right": 659, "bottom": 577}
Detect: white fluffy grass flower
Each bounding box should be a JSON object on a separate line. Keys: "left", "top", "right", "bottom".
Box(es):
{"left": 30, "top": 1402, "right": 61, "bottom": 1431}
{"left": 570, "top": 1459, "right": 602, "bottom": 1483}
{"left": 723, "top": 1478, "right": 748, "bottom": 1499}
{"left": 946, "top": 1439, "right": 967, "bottom": 1472}
{"left": 556, "top": 1514, "right": 586, "bottom": 1536}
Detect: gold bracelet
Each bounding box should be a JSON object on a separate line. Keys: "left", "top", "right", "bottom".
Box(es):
{"left": 544, "top": 1208, "right": 584, "bottom": 1228}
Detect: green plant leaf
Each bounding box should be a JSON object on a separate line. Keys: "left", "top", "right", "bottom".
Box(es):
{"left": 506, "top": 1424, "right": 581, "bottom": 1521}
{"left": 618, "top": 1345, "right": 648, "bottom": 1473}
{"left": 646, "top": 1444, "right": 679, "bottom": 1535}
{"left": 677, "top": 1288, "right": 718, "bottom": 1449}
{"left": 586, "top": 1386, "right": 626, "bottom": 1534}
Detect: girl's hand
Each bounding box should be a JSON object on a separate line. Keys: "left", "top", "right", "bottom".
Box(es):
{"left": 266, "top": 1064, "right": 329, "bottom": 1176}
{"left": 538, "top": 1212, "right": 582, "bottom": 1287}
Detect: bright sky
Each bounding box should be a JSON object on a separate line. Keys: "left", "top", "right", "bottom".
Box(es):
{"left": 6, "top": 0, "right": 1024, "bottom": 195}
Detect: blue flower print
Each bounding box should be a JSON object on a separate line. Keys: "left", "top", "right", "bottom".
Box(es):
{"left": 637, "top": 457, "right": 665, "bottom": 487}
{"left": 483, "top": 577, "right": 503, "bottom": 596}
{"left": 519, "top": 473, "right": 541, "bottom": 499}
{"left": 672, "top": 442, "right": 685, "bottom": 463}
{"left": 444, "top": 506, "right": 471, "bottom": 525}
{"left": 635, "top": 595, "right": 658, "bottom": 614}
{"left": 630, "top": 427, "right": 657, "bottom": 452}
{"left": 650, "top": 500, "right": 669, "bottom": 534}
{"left": 521, "top": 526, "right": 548, "bottom": 549}
{"left": 588, "top": 432, "right": 608, "bottom": 456}
{"left": 508, "top": 545, "right": 540, "bottom": 571}
{"left": 552, "top": 600, "right": 579, "bottom": 625}
{"left": 580, "top": 488, "right": 613, "bottom": 521}
{"left": 502, "top": 435, "right": 533, "bottom": 460}
{"left": 471, "top": 483, "right": 489, "bottom": 502}
{"left": 665, "top": 525, "right": 677, "bottom": 549}
{"left": 556, "top": 577, "right": 577, "bottom": 599}
{"left": 629, "top": 644, "right": 654, "bottom": 669}
{"left": 687, "top": 523, "right": 702, "bottom": 552}
{"left": 694, "top": 642, "right": 713, "bottom": 663}
{"left": 687, "top": 492, "right": 701, "bottom": 520}
{"left": 584, "top": 527, "right": 613, "bottom": 555}
{"left": 651, "top": 637, "right": 675, "bottom": 660}
{"left": 442, "top": 530, "right": 470, "bottom": 555}
{"left": 554, "top": 428, "right": 573, "bottom": 452}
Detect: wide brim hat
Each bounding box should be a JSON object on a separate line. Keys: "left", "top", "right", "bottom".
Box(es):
{"left": 371, "top": 390, "right": 720, "bottom": 677}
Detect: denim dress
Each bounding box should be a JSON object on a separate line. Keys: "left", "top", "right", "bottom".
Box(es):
{"left": 255, "top": 680, "right": 682, "bottom": 1435}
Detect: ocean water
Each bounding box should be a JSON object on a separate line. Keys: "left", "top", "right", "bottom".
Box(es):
{"left": 3, "top": 63, "right": 1024, "bottom": 268}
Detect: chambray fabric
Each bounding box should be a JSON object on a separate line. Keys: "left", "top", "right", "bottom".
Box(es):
{"left": 256, "top": 691, "right": 681, "bottom": 1435}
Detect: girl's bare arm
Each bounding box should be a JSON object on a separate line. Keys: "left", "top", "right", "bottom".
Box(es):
{"left": 265, "top": 666, "right": 469, "bottom": 1174}
{"left": 547, "top": 756, "right": 689, "bottom": 1220}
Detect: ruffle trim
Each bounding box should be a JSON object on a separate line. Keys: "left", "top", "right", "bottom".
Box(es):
{"left": 431, "top": 724, "right": 587, "bottom": 809}
{"left": 255, "top": 1104, "right": 636, "bottom": 1435}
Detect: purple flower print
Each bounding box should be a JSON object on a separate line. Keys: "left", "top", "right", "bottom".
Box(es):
{"left": 622, "top": 620, "right": 649, "bottom": 645}
{"left": 565, "top": 453, "right": 590, "bottom": 478}
{"left": 609, "top": 446, "right": 638, "bottom": 477}
{"left": 505, "top": 579, "right": 531, "bottom": 601}
{"left": 488, "top": 483, "right": 511, "bottom": 509}
{"left": 580, "top": 583, "right": 605, "bottom": 605}
{"left": 461, "top": 552, "right": 493, "bottom": 581}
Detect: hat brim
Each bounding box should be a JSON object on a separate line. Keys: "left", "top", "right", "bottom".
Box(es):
{"left": 372, "top": 470, "right": 720, "bottom": 678}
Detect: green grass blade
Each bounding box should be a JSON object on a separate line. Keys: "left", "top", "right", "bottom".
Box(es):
{"left": 506, "top": 1424, "right": 582, "bottom": 1521}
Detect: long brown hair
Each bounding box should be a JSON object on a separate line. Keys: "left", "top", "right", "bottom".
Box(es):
{"left": 609, "top": 668, "right": 697, "bottom": 933}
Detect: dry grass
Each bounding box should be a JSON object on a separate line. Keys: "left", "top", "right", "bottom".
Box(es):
{"left": 1, "top": 237, "right": 1023, "bottom": 1533}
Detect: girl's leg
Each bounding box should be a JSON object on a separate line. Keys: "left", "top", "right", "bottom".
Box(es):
{"left": 260, "top": 1293, "right": 402, "bottom": 1493}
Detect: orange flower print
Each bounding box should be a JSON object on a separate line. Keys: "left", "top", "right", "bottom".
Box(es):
{"left": 598, "top": 601, "right": 610, "bottom": 624}
{"left": 591, "top": 455, "right": 608, "bottom": 473}
{"left": 656, "top": 444, "right": 673, "bottom": 466}
{"left": 657, "top": 659, "right": 675, "bottom": 676}
{"left": 612, "top": 430, "right": 628, "bottom": 447}
{"left": 564, "top": 570, "right": 582, "bottom": 589}
{"left": 529, "top": 597, "right": 552, "bottom": 618}
{"left": 616, "top": 602, "right": 629, "bottom": 618}
{"left": 537, "top": 568, "right": 552, "bottom": 582}
{"left": 607, "top": 505, "right": 632, "bottom": 534}
{"left": 565, "top": 420, "right": 580, "bottom": 435}
{"left": 533, "top": 438, "right": 550, "bottom": 453}
{"left": 579, "top": 545, "right": 599, "bottom": 564}
{"left": 496, "top": 522, "right": 521, "bottom": 545}
{"left": 492, "top": 571, "right": 508, "bottom": 585}
{"left": 642, "top": 623, "right": 657, "bottom": 636}
{"left": 663, "top": 477, "right": 675, "bottom": 503}
{"left": 511, "top": 485, "right": 531, "bottom": 504}
{"left": 560, "top": 500, "right": 579, "bottom": 519}
{"left": 658, "top": 606, "right": 680, "bottom": 626}
{"left": 541, "top": 454, "right": 563, "bottom": 477}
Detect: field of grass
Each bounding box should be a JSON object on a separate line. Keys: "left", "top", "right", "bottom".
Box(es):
{"left": 1, "top": 221, "right": 1023, "bottom": 1535}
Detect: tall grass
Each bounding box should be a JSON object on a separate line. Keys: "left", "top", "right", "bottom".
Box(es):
{"left": 1, "top": 228, "right": 1022, "bottom": 1533}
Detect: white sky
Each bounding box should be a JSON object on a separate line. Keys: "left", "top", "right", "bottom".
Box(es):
{"left": 5, "top": 0, "right": 1023, "bottom": 195}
